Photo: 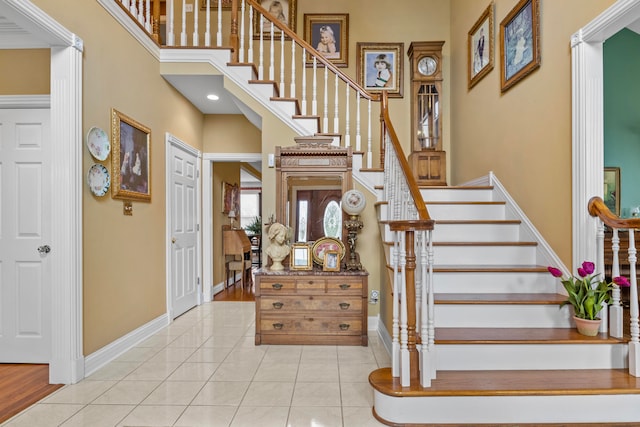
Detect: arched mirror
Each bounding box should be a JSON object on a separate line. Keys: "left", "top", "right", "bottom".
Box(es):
{"left": 275, "top": 137, "right": 352, "bottom": 245}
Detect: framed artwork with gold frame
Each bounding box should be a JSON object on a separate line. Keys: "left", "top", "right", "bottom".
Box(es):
{"left": 468, "top": 2, "right": 494, "bottom": 89}
{"left": 111, "top": 109, "right": 151, "bottom": 202}
{"left": 291, "top": 243, "right": 312, "bottom": 270}
{"left": 303, "top": 13, "right": 348, "bottom": 68}
{"left": 323, "top": 250, "right": 340, "bottom": 272}
{"left": 356, "top": 42, "right": 404, "bottom": 98}
{"left": 254, "top": 0, "right": 297, "bottom": 39}
{"left": 604, "top": 167, "right": 620, "bottom": 216}
{"left": 499, "top": 0, "right": 540, "bottom": 92}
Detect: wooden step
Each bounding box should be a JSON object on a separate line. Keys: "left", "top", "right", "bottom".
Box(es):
{"left": 435, "top": 293, "right": 565, "bottom": 305}
{"left": 434, "top": 327, "right": 627, "bottom": 344}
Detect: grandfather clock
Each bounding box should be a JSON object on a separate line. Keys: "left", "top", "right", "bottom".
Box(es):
{"left": 407, "top": 41, "right": 447, "bottom": 186}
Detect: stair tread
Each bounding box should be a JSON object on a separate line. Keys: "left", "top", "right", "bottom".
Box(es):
{"left": 435, "top": 219, "right": 521, "bottom": 224}
{"left": 369, "top": 367, "right": 640, "bottom": 396}
{"left": 435, "top": 293, "right": 565, "bottom": 304}
{"left": 433, "top": 264, "right": 549, "bottom": 272}
{"left": 433, "top": 241, "right": 537, "bottom": 246}
{"left": 425, "top": 200, "right": 505, "bottom": 205}
{"left": 419, "top": 185, "right": 494, "bottom": 190}
{"left": 435, "top": 327, "right": 627, "bottom": 344}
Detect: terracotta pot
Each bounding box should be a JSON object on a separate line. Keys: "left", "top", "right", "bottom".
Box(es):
{"left": 573, "top": 315, "right": 601, "bottom": 336}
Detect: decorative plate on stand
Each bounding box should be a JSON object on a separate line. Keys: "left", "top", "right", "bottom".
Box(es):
{"left": 86, "top": 126, "right": 110, "bottom": 161}
{"left": 87, "top": 163, "right": 111, "bottom": 197}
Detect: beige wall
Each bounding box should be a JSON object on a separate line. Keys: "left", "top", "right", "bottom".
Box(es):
{"left": 449, "top": 0, "right": 615, "bottom": 268}
{"left": 0, "top": 49, "right": 50, "bottom": 94}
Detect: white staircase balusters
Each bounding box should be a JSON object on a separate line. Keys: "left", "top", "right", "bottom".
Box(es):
{"left": 391, "top": 229, "right": 400, "bottom": 378}
{"left": 355, "top": 92, "right": 361, "bottom": 152}
{"left": 268, "top": 24, "right": 274, "bottom": 81}
{"left": 344, "top": 86, "right": 350, "bottom": 148}
{"left": 301, "top": 48, "right": 307, "bottom": 114}
{"left": 289, "top": 42, "right": 295, "bottom": 98}
{"left": 333, "top": 74, "right": 339, "bottom": 136}
{"left": 167, "top": 0, "right": 175, "bottom": 45}
{"left": 610, "top": 227, "right": 623, "bottom": 337}
{"left": 180, "top": 0, "right": 187, "bottom": 46}
{"left": 192, "top": 0, "right": 199, "bottom": 46}
{"left": 366, "top": 98, "right": 372, "bottom": 168}
{"left": 216, "top": 0, "right": 222, "bottom": 46}
{"left": 129, "top": 0, "right": 136, "bottom": 18}
{"left": 237, "top": 0, "right": 244, "bottom": 57}
{"left": 279, "top": 31, "right": 285, "bottom": 92}
{"left": 247, "top": 4, "right": 253, "bottom": 62}
{"left": 322, "top": 66, "right": 328, "bottom": 133}
{"left": 399, "top": 230, "right": 410, "bottom": 387}
{"left": 311, "top": 57, "right": 317, "bottom": 116}
{"left": 258, "top": 16, "right": 264, "bottom": 79}
{"left": 144, "top": 0, "right": 150, "bottom": 32}
{"left": 629, "top": 229, "right": 640, "bottom": 376}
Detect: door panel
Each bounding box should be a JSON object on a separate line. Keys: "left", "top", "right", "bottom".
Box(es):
{"left": 0, "top": 109, "right": 51, "bottom": 363}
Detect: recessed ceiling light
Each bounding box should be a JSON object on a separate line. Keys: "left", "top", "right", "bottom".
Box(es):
{"left": 207, "top": 94, "right": 219, "bottom": 101}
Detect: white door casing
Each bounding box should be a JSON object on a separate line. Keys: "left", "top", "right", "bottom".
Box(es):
{"left": 166, "top": 133, "right": 201, "bottom": 319}
{"left": 0, "top": 109, "right": 51, "bottom": 363}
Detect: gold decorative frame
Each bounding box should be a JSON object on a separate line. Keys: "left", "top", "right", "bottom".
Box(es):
{"left": 222, "top": 181, "right": 240, "bottom": 214}
{"left": 356, "top": 42, "right": 404, "bottom": 98}
{"left": 200, "top": 0, "right": 232, "bottom": 10}
{"left": 254, "top": 0, "right": 297, "bottom": 39}
{"left": 303, "top": 14, "right": 348, "bottom": 68}
{"left": 604, "top": 167, "right": 620, "bottom": 216}
{"left": 311, "top": 236, "right": 345, "bottom": 265}
{"left": 468, "top": 2, "right": 494, "bottom": 89}
{"left": 291, "top": 243, "right": 312, "bottom": 270}
{"left": 499, "top": 0, "right": 540, "bottom": 92}
{"left": 111, "top": 109, "right": 151, "bottom": 202}
{"left": 323, "top": 250, "right": 340, "bottom": 272}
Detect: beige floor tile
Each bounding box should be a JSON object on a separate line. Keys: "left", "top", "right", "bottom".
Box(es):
{"left": 3, "top": 403, "right": 84, "bottom": 427}
{"left": 191, "top": 381, "right": 250, "bottom": 406}
{"left": 230, "top": 406, "right": 289, "bottom": 427}
{"left": 114, "top": 346, "right": 159, "bottom": 363}
{"left": 340, "top": 382, "right": 374, "bottom": 407}
{"left": 342, "top": 406, "right": 388, "bottom": 426}
{"left": 286, "top": 406, "right": 342, "bottom": 427}
{"left": 141, "top": 380, "right": 205, "bottom": 405}
{"left": 187, "top": 347, "right": 232, "bottom": 363}
{"left": 174, "top": 405, "right": 237, "bottom": 427}
{"left": 123, "top": 361, "right": 181, "bottom": 381}
{"left": 59, "top": 404, "right": 134, "bottom": 427}
{"left": 147, "top": 347, "right": 197, "bottom": 363}
{"left": 202, "top": 335, "right": 243, "bottom": 348}
{"left": 210, "top": 361, "right": 259, "bottom": 382}
{"left": 166, "top": 362, "right": 219, "bottom": 381}
{"left": 291, "top": 382, "right": 341, "bottom": 407}
{"left": 85, "top": 361, "right": 141, "bottom": 381}
{"left": 300, "top": 345, "right": 338, "bottom": 363}
{"left": 261, "top": 345, "right": 302, "bottom": 364}
{"left": 338, "top": 362, "right": 379, "bottom": 383}
{"left": 241, "top": 381, "right": 295, "bottom": 407}
{"left": 337, "top": 346, "right": 377, "bottom": 364}
{"left": 92, "top": 380, "right": 161, "bottom": 405}
{"left": 225, "top": 347, "right": 267, "bottom": 364}
{"left": 253, "top": 362, "right": 298, "bottom": 382}
{"left": 117, "top": 404, "right": 185, "bottom": 427}
{"left": 296, "top": 362, "right": 339, "bottom": 382}
{"left": 42, "top": 380, "right": 116, "bottom": 404}
{"left": 137, "top": 334, "right": 176, "bottom": 348}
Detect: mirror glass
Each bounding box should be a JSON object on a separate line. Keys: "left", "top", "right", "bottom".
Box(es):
{"left": 287, "top": 177, "right": 342, "bottom": 242}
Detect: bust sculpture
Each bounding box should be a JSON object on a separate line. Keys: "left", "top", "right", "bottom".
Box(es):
{"left": 266, "top": 222, "right": 290, "bottom": 271}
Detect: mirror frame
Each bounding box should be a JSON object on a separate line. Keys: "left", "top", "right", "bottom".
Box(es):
{"left": 275, "top": 137, "right": 353, "bottom": 245}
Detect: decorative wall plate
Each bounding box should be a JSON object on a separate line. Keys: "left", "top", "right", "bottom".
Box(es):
{"left": 311, "top": 237, "right": 345, "bottom": 265}
{"left": 87, "top": 163, "right": 110, "bottom": 197}
{"left": 86, "top": 126, "right": 110, "bottom": 161}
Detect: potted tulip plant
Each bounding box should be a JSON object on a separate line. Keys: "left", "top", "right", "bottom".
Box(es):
{"left": 547, "top": 261, "right": 630, "bottom": 336}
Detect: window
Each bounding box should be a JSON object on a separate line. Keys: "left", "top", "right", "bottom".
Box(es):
{"left": 240, "top": 191, "right": 260, "bottom": 229}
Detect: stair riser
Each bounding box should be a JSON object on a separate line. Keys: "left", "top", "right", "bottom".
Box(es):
{"left": 420, "top": 188, "right": 493, "bottom": 202}
{"left": 436, "top": 343, "right": 628, "bottom": 370}
{"left": 291, "top": 117, "right": 319, "bottom": 134}
{"left": 433, "top": 272, "right": 558, "bottom": 294}
{"left": 433, "top": 245, "right": 537, "bottom": 265}
{"left": 432, "top": 223, "right": 520, "bottom": 242}
{"left": 373, "top": 393, "right": 640, "bottom": 425}
{"left": 248, "top": 82, "right": 276, "bottom": 99}
{"left": 426, "top": 204, "right": 505, "bottom": 220}
{"left": 434, "top": 305, "right": 571, "bottom": 327}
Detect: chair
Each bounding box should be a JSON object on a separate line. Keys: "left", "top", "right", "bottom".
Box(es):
{"left": 225, "top": 255, "right": 252, "bottom": 289}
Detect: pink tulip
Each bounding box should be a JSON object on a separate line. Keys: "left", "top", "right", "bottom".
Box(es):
{"left": 581, "top": 261, "right": 595, "bottom": 275}
{"left": 613, "top": 276, "right": 630, "bottom": 287}
{"left": 577, "top": 267, "right": 587, "bottom": 277}
{"left": 547, "top": 266, "right": 563, "bottom": 278}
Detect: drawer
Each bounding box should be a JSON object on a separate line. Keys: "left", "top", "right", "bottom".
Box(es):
{"left": 260, "top": 296, "right": 362, "bottom": 313}
{"left": 260, "top": 316, "right": 362, "bottom": 335}
{"left": 326, "top": 277, "right": 363, "bottom": 295}
{"left": 259, "top": 278, "right": 296, "bottom": 294}
{"left": 295, "top": 277, "right": 326, "bottom": 293}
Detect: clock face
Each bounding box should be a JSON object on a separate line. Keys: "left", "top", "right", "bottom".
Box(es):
{"left": 418, "top": 56, "right": 437, "bottom": 76}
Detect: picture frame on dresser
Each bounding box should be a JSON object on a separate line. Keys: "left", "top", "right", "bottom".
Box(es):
{"left": 323, "top": 250, "right": 340, "bottom": 272}
{"left": 291, "top": 243, "right": 312, "bottom": 270}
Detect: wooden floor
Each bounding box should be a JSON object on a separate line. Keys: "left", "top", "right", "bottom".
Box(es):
{"left": 213, "top": 274, "right": 256, "bottom": 302}
{"left": 0, "top": 364, "right": 63, "bottom": 424}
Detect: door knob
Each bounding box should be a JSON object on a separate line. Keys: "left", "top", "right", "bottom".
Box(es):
{"left": 37, "top": 245, "right": 51, "bottom": 254}
{"left": 172, "top": 237, "right": 176, "bottom": 244}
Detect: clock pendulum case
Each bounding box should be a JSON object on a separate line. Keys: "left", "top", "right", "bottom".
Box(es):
{"left": 407, "top": 41, "right": 447, "bottom": 186}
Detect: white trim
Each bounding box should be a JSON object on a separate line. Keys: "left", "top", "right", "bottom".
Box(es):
{"left": 0, "top": 95, "right": 50, "bottom": 109}
{"left": 376, "top": 316, "right": 393, "bottom": 358}
{"left": 203, "top": 152, "right": 262, "bottom": 162}
{"left": 165, "top": 133, "right": 203, "bottom": 318}
{"left": 572, "top": 0, "right": 640, "bottom": 272}
{"left": 84, "top": 314, "right": 169, "bottom": 377}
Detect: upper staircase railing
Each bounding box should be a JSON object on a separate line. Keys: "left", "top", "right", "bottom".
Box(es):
{"left": 111, "top": 0, "right": 438, "bottom": 387}
{"left": 588, "top": 196, "right": 640, "bottom": 376}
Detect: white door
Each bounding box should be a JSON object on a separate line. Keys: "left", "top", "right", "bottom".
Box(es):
{"left": 169, "top": 138, "right": 200, "bottom": 318}
{"left": 0, "top": 109, "right": 51, "bottom": 363}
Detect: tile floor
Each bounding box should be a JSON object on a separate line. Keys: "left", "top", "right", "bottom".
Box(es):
{"left": 2, "top": 301, "right": 390, "bottom": 427}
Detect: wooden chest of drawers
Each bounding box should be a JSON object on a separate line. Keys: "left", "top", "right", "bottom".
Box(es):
{"left": 254, "top": 268, "right": 369, "bottom": 346}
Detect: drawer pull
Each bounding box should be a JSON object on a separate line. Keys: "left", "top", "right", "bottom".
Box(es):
{"left": 272, "top": 323, "right": 284, "bottom": 330}
{"left": 339, "top": 302, "right": 351, "bottom": 310}
{"left": 272, "top": 302, "right": 284, "bottom": 309}
{"left": 339, "top": 323, "right": 350, "bottom": 330}
{"left": 272, "top": 283, "right": 283, "bottom": 290}
{"left": 306, "top": 281, "right": 315, "bottom": 285}
{"left": 339, "top": 283, "right": 351, "bottom": 290}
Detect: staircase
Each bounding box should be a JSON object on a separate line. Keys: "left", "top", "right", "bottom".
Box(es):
{"left": 371, "top": 176, "right": 640, "bottom": 425}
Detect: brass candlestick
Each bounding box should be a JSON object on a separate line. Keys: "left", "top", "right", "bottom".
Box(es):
{"left": 344, "top": 215, "right": 363, "bottom": 271}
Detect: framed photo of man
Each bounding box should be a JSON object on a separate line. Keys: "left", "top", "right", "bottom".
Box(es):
{"left": 468, "top": 2, "right": 494, "bottom": 89}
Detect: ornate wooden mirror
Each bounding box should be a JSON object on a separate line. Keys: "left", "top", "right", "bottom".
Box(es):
{"left": 275, "top": 136, "right": 352, "bottom": 244}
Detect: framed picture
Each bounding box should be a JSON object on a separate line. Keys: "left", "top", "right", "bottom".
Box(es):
{"left": 323, "top": 250, "right": 340, "bottom": 272}
{"left": 604, "top": 167, "right": 620, "bottom": 216}
{"left": 303, "top": 14, "right": 348, "bottom": 68}
{"left": 222, "top": 181, "right": 240, "bottom": 214}
{"left": 356, "top": 42, "right": 404, "bottom": 98}
{"left": 499, "top": 0, "right": 540, "bottom": 92}
{"left": 311, "top": 237, "right": 345, "bottom": 265}
{"left": 254, "top": 0, "right": 297, "bottom": 39}
{"left": 291, "top": 243, "right": 312, "bottom": 270}
{"left": 468, "top": 2, "right": 494, "bottom": 89}
{"left": 111, "top": 109, "right": 151, "bottom": 202}
{"left": 200, "top": 0, "right": 232, "bottom": 10}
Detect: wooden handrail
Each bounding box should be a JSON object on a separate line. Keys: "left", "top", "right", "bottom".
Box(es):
{"left": 588, "top": 196, "right": 640, "bottom": 229}
{"left": 380, "top": 92, "right": 432, "bottom": 223}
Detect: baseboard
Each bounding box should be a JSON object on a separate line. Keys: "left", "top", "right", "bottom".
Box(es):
{"left": 84, "top": 313, "right": 170, "bottom": 378}
{"left": 376, "top": 317, "right": 393, "bottom": 357}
